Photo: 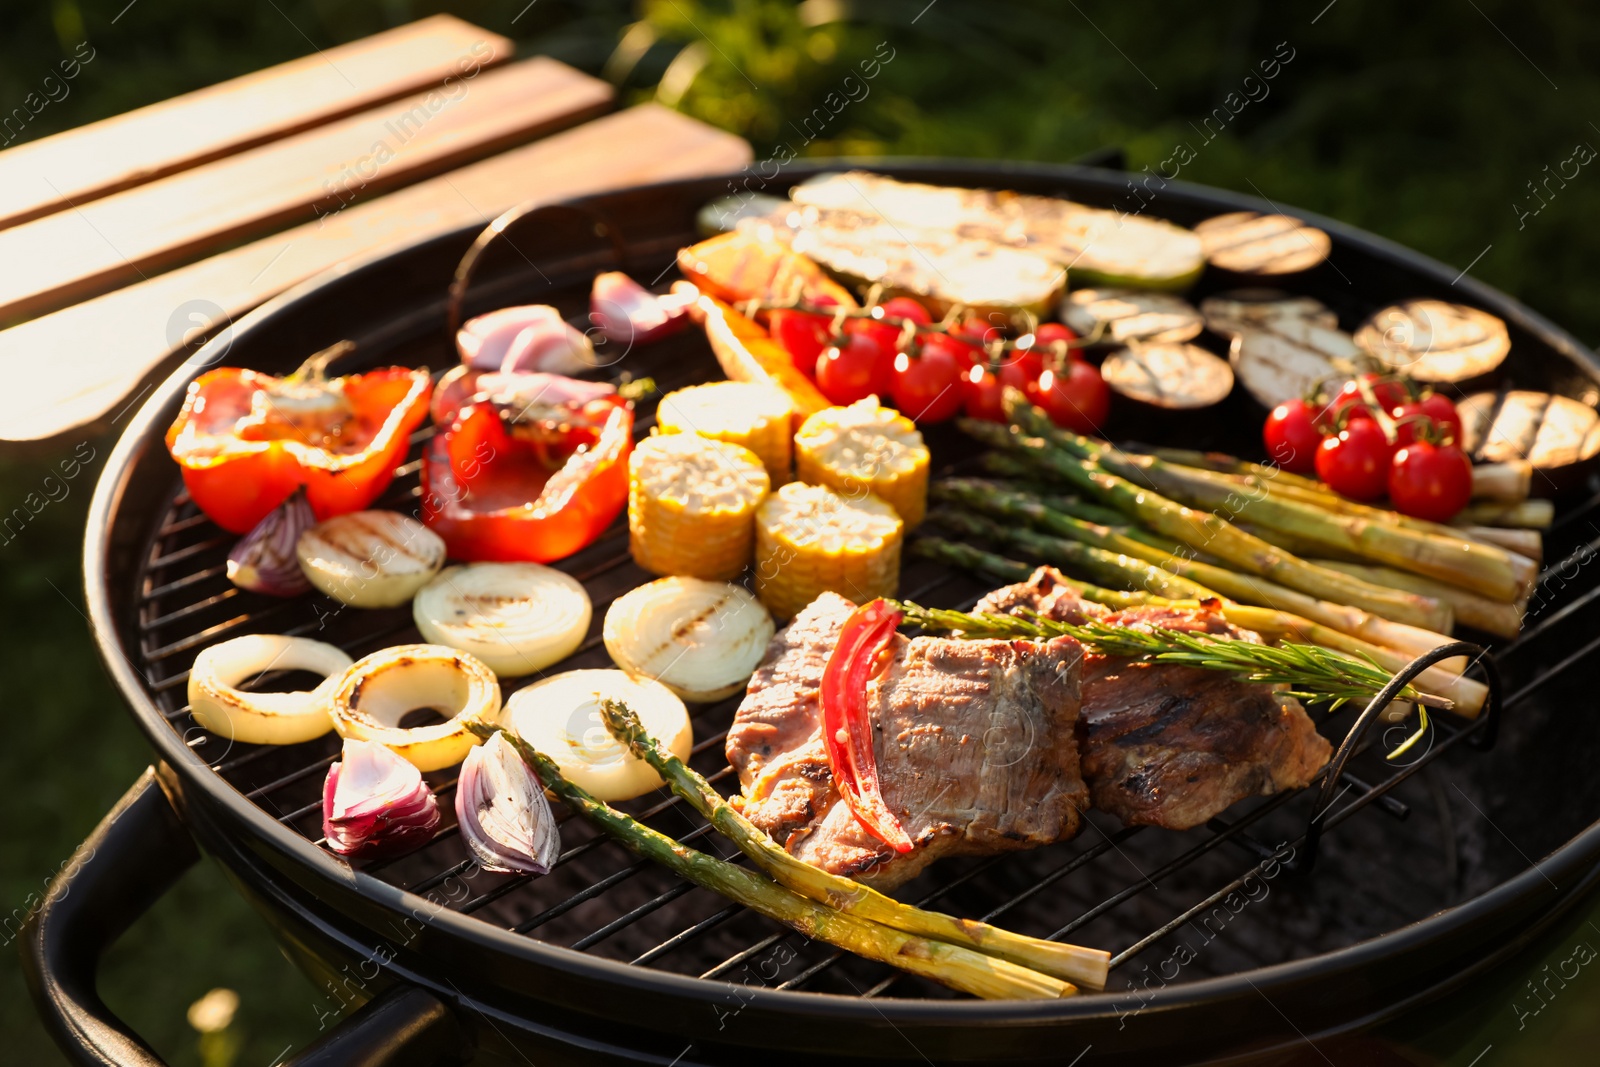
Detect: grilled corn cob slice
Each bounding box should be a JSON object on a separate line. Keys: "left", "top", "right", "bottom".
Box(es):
{"left": 629, "top": 434, "right": 770, "bottom": 580}
{"left": 754, "top": 481, "right": 902, "bottom": 620}
{"left": 794, "top": 398, "right": 929, "bottom": 528}
{"left": 656, "top": 381, "right": 794, "bottom": 485}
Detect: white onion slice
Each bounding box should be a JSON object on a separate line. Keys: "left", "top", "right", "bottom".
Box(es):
{"left": 603, "top": 578, "right": 774, "bottom": 702}
{"left": 413, "top": 563, "right": 591, "bottom": 677}
{"left": 188, "top": 634, "right": 353, "bottom": 744}
{"left": 506, "top": 670, "right": 691, "bottom": 802}
{"left": 327, "top": 644, "right": 501, "bottom": 771}
{"left": 296, "top": 510, "right": 446, "bottom": 608}
{"left": 455, "top": 731, "right": 560, "bottom": 874}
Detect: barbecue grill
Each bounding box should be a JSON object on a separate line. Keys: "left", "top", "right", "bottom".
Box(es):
{"left": 25, "top": 162, "right": 1600, "bottom": 1066}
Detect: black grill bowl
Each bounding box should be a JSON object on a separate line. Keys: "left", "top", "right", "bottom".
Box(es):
{"left": 26, "top": 161, "right": 1600, "bottom": 1067}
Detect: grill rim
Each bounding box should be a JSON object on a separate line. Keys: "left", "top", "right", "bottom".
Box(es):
{"left": 81, "top": 160, "right": 1600, "bottom": 1036}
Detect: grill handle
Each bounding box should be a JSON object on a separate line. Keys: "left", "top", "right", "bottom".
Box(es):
{"left": 20, "top": 768, "right": 468, "bottom": 1067}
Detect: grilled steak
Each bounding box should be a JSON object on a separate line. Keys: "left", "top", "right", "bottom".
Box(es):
{"left": 981, "top": 567, "right": 1332, "bottom": 830}
{"left": 727, "top": 592, "right": 1089, "bottom": 887}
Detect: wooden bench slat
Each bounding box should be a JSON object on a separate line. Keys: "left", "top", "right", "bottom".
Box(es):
{"left": 0, "top": 57, "right": 611, "bottom": 324}
{"left": 0, "top": 105, "right": 751, "bottom": 441}
{"left": 0, "top": 15, "right": 514, "bottom": 231}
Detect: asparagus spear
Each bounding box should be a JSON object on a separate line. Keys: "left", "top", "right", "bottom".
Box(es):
{"left": 1453, "top": 525, "right": 1542, "bottom": 562}
{"left": 1457, "top": 499, "right": 1554, "bottom": 530}
{"left": 1202, "top": 472, "right": 1541, "bottom": 570}
{"left": 934, "top": 478, "right": 1457, "bottom": 661}
{"left": 1009, "top": 403, "right": 1534, "bottom": 602}
{"left": 463, "top": 721, "right": 1074, "bottom": 1000}
{"left": 921, "top": 517, "right": 1484, "bottom": 715}
{"left": 595, "top": 700, "right": 1111, "bottom": 991}
{"left": 932, "top": 508, "right": 1215, "bottom": 601}
{"left": 1313, "top": 559, "right": 1527, "bottom": 639}
{"left": 1145, "top": 447, "right": 1532, "bottom": 506}
{"left": 957, "top": 418, "right": 1453, "bottom": 632}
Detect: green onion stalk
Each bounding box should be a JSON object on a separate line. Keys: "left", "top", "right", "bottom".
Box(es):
{"left": 594, "top": 700, "right": 1111, "bottom": 991}
{"left": 931, "top": 478, "right": 1460, "bottom": 661}
{"left": 918, "top": 513, "right": 1483, "bottom": 716}
{"left": 1006, "top": 399, "right": 1535, "bottom": 602}
{"left": 956, "top": 417, "right": 1453, "bottom": 633}
{"left": 463, "top": 721, "right": 1077, "bottom": 1000}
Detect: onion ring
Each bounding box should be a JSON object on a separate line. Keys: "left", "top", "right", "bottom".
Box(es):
{"left": 188, "top": 634, "right": 353, "bottom": 744}
{"left": 327, "top": 644, "right": 501, "bottom": 770}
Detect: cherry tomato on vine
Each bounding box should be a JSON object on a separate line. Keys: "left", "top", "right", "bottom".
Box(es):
{"left": 880, "top": 297, "right": 933, "bottom": 326}
{"left": 1325, "top": 374, "right": 1408, "bottom": 429}
{"left": 815, "top": 333, "right": 891, "bottom": 406}
{"left": 1263, "top": 398, "right": 1323, "bottom": 474}
{"left": 921, "top": 331, "right": 983, "bottom": 370}
{"left": 846, "top": 314, "right": 905, "bottom": 357}
{"left": 1391, "top": 393, "right": 1463, "bottom": 446}
{"left": 955, "top": 315, "right": 1006, "bottom": 346}
{"left": 1036, "top": 358, "right": 1110, "bottom": 433}
{"left": 1389, "top": 440, "right": 1472, "bottom": 522}
{"left": 961, "top": 363, "right": 1006, "bottom": 422}
{"left": 769, "top": 309, "right": 834, "bottom": 379}
{"left": 1315, "top": 419, "right": 1393, "bottom": 501}
{"left": 890, "top": 346, "right": 965, "bottom": 423}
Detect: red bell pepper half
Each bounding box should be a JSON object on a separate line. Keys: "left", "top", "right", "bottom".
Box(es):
{"left": 820, "top": 598, "right": 914, "bottom": 853}
{"left": 421, "top": 373, "right": 632, "bottom": 563}
{"left": 165, "top": 343, "right": 431, "bottom": 533}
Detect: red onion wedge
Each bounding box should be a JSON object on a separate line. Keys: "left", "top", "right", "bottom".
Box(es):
{"left": 590, "top": 271, "right": 695, "bottom": 345}
{"left": 227, "top": 488, "right": 314, "bottom": 596}
{"left": 322, "top": 739, "right": 441, "bottom": 860}
{"left": 457, "top": 305, "right": 595, "bottom": 375}
{"left": 456, "top": 730, "right": 560, "bottom": 875}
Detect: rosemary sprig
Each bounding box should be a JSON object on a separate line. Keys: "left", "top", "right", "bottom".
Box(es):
{"left": 885, "top": 599, "right": 1442, "bottom": 712}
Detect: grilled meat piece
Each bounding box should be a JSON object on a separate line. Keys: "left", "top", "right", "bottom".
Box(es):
{"left": 726, "top": 592, "right": 1089, "bottom": 887}
{"left": 973, "top": 564, "right": 1107, "bottom": 624}
{"left": 982, "top": 568, "right": 1332, "bottom": 830}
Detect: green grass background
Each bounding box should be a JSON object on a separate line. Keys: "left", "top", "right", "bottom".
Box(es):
{"left": 4, "top": 1, "right": 1600, "bottom": 1063}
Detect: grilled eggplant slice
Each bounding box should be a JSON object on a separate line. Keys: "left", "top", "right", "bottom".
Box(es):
{"left": 1354, "top": 300, "right": 1511, "bottom": 384}
{"left": 786, "top": 171, "right": 1205, "bottom": 293}
{"left": 1195, "top": 212, "right": 1332, "bottom": 275}
{"left": 1202, "top": 291, "right": 1367, "bottom": 408}
{"left": 773, "top": 208, "right": 1066, "bottom": 318}
{"left": 1200, "top": 290, "right": 1339, "bottom": 333}
{"left": 1458, "top": 390, "right": 1600, "bottom": 491}
{"left": 1060, "top": 288, "right": 1204, "bottom": 345}
{"left": 1101, "top": 342, "right": 1234, "bottom": 410}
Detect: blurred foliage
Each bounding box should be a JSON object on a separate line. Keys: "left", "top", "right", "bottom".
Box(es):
{"left": 2, "top": 0, "right": 1598, "bottom": 1063}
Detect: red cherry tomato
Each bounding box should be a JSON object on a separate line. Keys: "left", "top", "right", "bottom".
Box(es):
{"left": 880, "top": 297, "right": 933, "bottom": 326}
{"left": 1390, "top": 393, "right": 1463, "bottom": 447}
{"left": 1036, "top": 359, "right": 1110, "bottom": 434}
{"left": 890, "top": 346, "right": 964, "bottom": 423}
{"left": 846, "top": 315, "right": 905, "bottom": 357}
{"left": 955, "top": 315, "right": 1006, "bottom": 345}
{"left": 815, "top": 333, "right": 891, "bottom": 405}
{"left": 1033, "top": 323, "right": 1078, "bottom": 347}
{"left": 921, "top": 331, "right": 983, "bottom": 370}
{"left": 1315, "top": 419, "right": 1393, "bottom": 500}
{"left": 768, "top": 309, "right": 835, "bottom": 379}
{"left": 961, "top": 363, "right": 1006, "bottom": 422}
{"left": 1389, "top": 440, "right": 1472, "bottom": 522}
{"left": 1263, "top": 399, "right": 1323, "bottom": 474}
{"left": 1325, "top": 374, "right": 1409, "bottom": 428}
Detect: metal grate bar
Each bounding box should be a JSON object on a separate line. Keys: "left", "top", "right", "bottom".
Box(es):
{"left": 632, "top": 904, "right": 744, "bottom": 966}
{"left": 570, "top": 880, "right": 703, "bottom": 951}
{"left": 507, "top": 823, "right": 720, "bottom": 930}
